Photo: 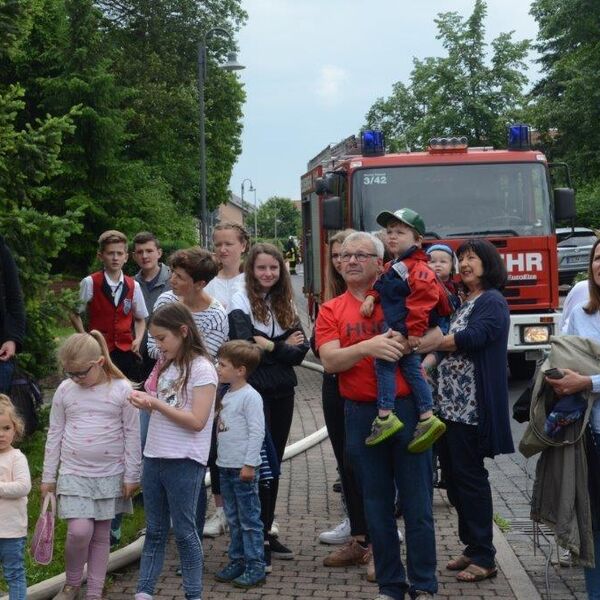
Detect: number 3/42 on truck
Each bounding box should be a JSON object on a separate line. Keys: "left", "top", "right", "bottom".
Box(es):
{"left": 300, "top": 125, "right": 576, "bottom": 380}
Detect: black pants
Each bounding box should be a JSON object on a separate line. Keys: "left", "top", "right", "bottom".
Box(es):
{"left": 260, "top": 392, "right": 295, "bottom": 532}
{"left": 437, "top": 419, "right": 496, "bottom": 568}
{"left": 322, "top": 374, "right": 367, "bottom": 537}
{"left": 208, "top": 421, "right": 221, "bottom": 496}
{"left": 110, "top": 349, "right": 142, "bottom": 382}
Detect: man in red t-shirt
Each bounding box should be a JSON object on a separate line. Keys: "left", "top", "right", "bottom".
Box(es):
{"left": 315, "top": 231, "right": 439, "bottom": 599}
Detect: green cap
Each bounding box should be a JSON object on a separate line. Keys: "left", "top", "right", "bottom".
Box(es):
{"left": 376, "top": 208, "right": 426, "bottom": 236}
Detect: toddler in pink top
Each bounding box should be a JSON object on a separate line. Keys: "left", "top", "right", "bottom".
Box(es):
{"left": 41, "top": 331, "right": 141, "bottom": 600}
{"left": 0, "top": 395, "right": 31, "bottom": 600}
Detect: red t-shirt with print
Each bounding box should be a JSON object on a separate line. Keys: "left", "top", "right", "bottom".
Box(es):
{"left": 315, "top": 290, "right": 411, "bottom": 402}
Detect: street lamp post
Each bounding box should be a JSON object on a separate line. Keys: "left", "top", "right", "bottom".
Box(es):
{"left": 198, "top": 28, "right": 245, "bottom": 246}
{"left": 241, "top": 178, "right": 255, "bottom": 237}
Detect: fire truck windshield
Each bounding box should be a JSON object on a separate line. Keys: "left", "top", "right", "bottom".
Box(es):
{"left": 353, "top": 162, "right": 552, "bottom": 238}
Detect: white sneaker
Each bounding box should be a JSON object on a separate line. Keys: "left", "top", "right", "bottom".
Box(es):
{"left": 203, "top": 507, "right": 227, "bottom": 538}
{"left": 559, "top": 547, "right": 578, "bottom": 567}
{"left": 269, "top": 520, "right": 279, "bottom": 538}
{"left": 318, "top": 517, "right": 352, "bottom": 545}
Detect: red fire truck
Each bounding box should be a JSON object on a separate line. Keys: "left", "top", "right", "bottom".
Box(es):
{"left": 300, "top": 126, "right": 576, "bottom": 379}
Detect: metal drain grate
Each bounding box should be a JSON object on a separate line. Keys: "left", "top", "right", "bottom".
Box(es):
{"left": 510, "top": 518, "right": 554, "bottom": 537}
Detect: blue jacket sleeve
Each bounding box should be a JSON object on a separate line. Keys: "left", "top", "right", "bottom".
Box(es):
{"left": 453, "top": 291, "right": 509, "bottom": 353}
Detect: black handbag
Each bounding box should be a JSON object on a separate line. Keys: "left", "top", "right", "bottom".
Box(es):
{"left": 513, "top": 378, "right": 534, "bottom": 423}
{"left": 10, "top": 365, "right": 43, "bottom": 436}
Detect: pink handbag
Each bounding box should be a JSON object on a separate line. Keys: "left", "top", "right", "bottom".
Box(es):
{"left": 30, "top": 492, "right": 56, "bottom": 565}
{"left": 144, "top": 356, "right": 164, "bottom": 395}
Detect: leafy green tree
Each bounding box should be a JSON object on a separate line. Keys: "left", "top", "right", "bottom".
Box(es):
{"left": 256, "top": 197, "right": 301, "bottom": 240}
{"left": 0, "top": 1, "right": 80, "bottom": 376}
{"left": 13, "top": 0, "right": 197, "bottom": 272}
{"left": 529, "top": 0, "right": 600, "bottom": 221}
{"left": 96, "top": 0, "right": 247, "bottom": 214}
{"left": 365, "top": 0, "right": 530, "bottom": 150}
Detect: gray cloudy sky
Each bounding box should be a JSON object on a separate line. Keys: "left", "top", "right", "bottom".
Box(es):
{"left": 229, "top": 0, "right": 540, "bottom": 205}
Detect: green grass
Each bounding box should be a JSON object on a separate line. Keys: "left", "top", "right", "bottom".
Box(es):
{"left": 493, "top": 513, "right": 511, "bottom": 533}
{"left": 0, "top": 407, "right": 146, "bottom": 592}
{"left": 50, "top": 323, "right": 74, "bottom": 348}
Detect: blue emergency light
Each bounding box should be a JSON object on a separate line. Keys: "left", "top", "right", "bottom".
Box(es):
{"left": 508, "top": 124, "right": 531, "bottom": 150}
{"left": 361, "top": 130, "right": 385, "bottom": 156}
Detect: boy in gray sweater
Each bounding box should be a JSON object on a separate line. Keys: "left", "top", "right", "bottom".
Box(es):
{"left": 215, "top": 340, "right": 266, "bottom": 589}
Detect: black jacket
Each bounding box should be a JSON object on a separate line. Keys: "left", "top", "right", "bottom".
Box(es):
{"left": 228, "top": 309, "right": 309, "bottom": 397}
{"left": 0, "top": 236, "right": 25, "bottom": 351}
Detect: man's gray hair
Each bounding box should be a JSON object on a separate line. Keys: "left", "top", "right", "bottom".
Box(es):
{"left": 342, "top": 231, "right": 385, "bottom": 259}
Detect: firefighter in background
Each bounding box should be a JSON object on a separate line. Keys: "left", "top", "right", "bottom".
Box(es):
{"left": 284, "top": 236, "right": 299, "bottom": 275}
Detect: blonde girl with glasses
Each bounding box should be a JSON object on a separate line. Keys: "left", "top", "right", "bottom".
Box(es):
{"left": 41, "top": 331, "right": 141, "bottom": 600}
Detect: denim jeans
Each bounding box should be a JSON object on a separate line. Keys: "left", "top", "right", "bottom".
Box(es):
{"left": 0, "top": 359, "right": 15, "bottom": 394}
{"left": 585, "top": 530, "right": 600, "bottom": 599}
{"left": 436, "top": 420, "right": 495, "bottom": 568}
{"left": 345, "top": 397, "right": 437, "bottom": 599}
{"left": 375, "top": 353, "right": 433, "bottom": 415}
{"left": 0, "top": 536, "right": 27, "bottom": 599}
{"left": 220, "top": 467, "right": 265, "bottom": 569}
{"left": 139, "top": 410, "right": 151, "bottom": 451}
{"left": 137, "top": 458, "right": 205, "bottom": 600}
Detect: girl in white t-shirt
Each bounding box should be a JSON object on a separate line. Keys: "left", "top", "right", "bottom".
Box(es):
{"left": 204, "top": 221, "right": 249, "bottom": 537}
{"left": 205, "top": 221, "right": 249, "bottom": 310}
{"left": 130, "top": 302, "right": 217, "bottom": 600}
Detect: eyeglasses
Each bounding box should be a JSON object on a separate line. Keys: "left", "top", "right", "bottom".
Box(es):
{"left": 63, "top": 364, "right": 95, "bottom": 380}
{"left": 340, "top": 252, "right": 378, "bottom": 263}
{"left": 331, "top": 253, "right": 342, "bottom": 261}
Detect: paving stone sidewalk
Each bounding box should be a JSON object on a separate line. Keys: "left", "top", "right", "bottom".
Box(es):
{"left": 487, "top": 387, "right": 588, "bottom": 600}
{"left": 107, "top": 367, "right": 522, "bottom": 599}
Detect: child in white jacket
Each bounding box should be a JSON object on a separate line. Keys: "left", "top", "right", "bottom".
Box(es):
{"left": 0, "top": 395, "right": 32, "bottom": 600}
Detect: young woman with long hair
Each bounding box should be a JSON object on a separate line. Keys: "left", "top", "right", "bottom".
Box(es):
{"left": 228, "top": 243, "right": 309, "bottom": 561}
{"left": 203, "top": 222, "right": 249, "bottom": 538}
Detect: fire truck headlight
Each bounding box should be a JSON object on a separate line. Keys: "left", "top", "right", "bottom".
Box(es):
{"left": 522, "top": 325, "right": 550, "bottom": 344}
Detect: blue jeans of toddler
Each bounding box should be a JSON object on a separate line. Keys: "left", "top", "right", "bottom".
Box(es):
{"left": 0, "top": 536, "right": 27, "bottom": 600}
{"left": 220, "top": 467, "right": 265, "bottom": 571}
{"left": 375, "top": 352, "right": 433, "bottom": 415}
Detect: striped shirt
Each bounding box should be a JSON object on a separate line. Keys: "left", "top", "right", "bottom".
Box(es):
{"left": 148, "top": 291, "right": 229, "bottom": 359}
{"left": 143, "top": 356, "right": 217, "bottom": 464}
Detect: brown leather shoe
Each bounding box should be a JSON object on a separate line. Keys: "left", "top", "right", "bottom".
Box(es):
{"left": 323, "top": 539, "right": 370, "bottom": 567}
{"left": 366, "top": 551, "right": 376, "bottom": 582}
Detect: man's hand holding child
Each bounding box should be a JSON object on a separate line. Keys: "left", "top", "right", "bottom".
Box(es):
{"left": 360, "top": 295, "right": 375, "bottom": 318}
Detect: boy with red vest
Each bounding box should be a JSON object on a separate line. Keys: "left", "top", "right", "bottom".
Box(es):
{"left": 70, "top": 230, "right": 148, "bottom": 381}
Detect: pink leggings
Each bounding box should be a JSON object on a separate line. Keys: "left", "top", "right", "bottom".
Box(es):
{"left": 65, "top": 519, "right": 111, "bottom": 599}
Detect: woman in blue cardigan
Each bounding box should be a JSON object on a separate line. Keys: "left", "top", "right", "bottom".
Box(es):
{"left": 430, "top": 239, "right": 513, "bottom": 583}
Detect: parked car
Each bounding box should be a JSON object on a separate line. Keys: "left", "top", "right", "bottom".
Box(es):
{"left": 556, "top": 227, "right": 597, "bottom": 284}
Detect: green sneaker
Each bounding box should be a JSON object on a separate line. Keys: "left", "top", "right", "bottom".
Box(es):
{"left": 365, "top": 414, "right": 404, "bottom": 446}
{"left": 407, "top": 416, "right": 446, "bottom": 453}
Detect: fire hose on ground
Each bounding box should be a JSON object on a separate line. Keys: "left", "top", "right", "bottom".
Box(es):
{"left": 18, "top": 360, "right": 327, "bottom": 600}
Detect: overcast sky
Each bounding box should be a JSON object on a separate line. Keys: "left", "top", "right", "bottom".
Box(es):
{"left": 229, "top": 0, "right": 540, "bottom": 205}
